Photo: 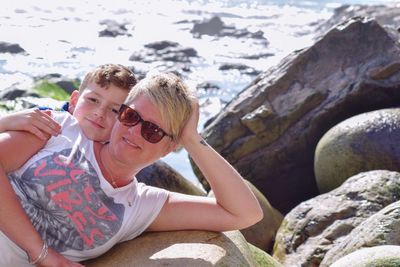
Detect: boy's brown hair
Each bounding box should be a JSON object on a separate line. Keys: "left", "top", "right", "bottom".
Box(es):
{"left": 79, "top": 64, "right": 137, "bottom": 93}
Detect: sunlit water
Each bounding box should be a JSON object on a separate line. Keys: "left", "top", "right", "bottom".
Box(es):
{"left": 0, "top": 0, "right": 395, "bottom": 188}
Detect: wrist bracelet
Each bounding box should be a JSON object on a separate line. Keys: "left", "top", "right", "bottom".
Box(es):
{"left": 28, "top": 241, "right": 49, "bottom": 265}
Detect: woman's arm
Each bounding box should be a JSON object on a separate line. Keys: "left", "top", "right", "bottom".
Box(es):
{"left": 0, "top": 131, "right": 83, "bottom": 267}
{"left": 148, "top": 102, "right": 263, "bottom": 232}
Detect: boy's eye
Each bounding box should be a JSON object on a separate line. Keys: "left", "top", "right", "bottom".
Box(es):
{"left": 111, "top": 108, "right": 119, "bottom": 114}
{"left": 88, "top": 97, "right": 99, "bottom": 103}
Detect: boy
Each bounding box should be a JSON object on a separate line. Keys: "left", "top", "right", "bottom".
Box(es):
{"left": 0, "top": 63, "right": 137, "bottom": 142}
{"left": 0, "top": 64, "right": 136, "bottom": 266}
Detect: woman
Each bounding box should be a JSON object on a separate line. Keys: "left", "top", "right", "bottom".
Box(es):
{"left": 0, "top": 72, "right": 263, "bottom": 266}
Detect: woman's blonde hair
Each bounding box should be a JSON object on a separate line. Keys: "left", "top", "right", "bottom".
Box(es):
{"left": 124, "top": 72, "right": 196, "bottom": 141}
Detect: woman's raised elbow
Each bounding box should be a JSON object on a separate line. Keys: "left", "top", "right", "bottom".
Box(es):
{"left": 250, "top": 204, "right": 264, "bottom": 226}
{"left": 238, "top": 203, "right": 264, "bottom": 229}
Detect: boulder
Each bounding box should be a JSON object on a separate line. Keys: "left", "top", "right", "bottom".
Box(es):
{"left": 84, "top": 230, "right": 279, "bottom": 267}
{"left": 195, "top": 17, "right": 400, "bottom": 213}
{"left": 315, "top": 108, "right": 400, "bottom": 193}
{"left": 0, "top": 41, "right": 25, "bottom": 54}
{"left": 240, "top": 181, "right": 283, "bottom": 253}
{"left": 272, "top": 170, "right": 400, "bottom": 267}
{"left": 209, "top": 180, "right": 283, "bottom": 252}
{"left": 330, "top": 245, "right": 400, "bottom": 267}
{"left": 137, "top": 160, "right": 205, "bottom": 196}
{"left": 321, "top": 200, "right": 400, "bottom": 266}
{"left": 315, "top": 4, "right": 400, "bottom": 37}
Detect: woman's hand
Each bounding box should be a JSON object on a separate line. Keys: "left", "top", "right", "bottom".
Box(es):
{"left": 0, "top": 109, "right": 61, "bottom": 140}
{"left": 38, "top": 248, "right": 85, "bottom": 267}
{"left": 179, "top": 100, "right": 201, "bottom": 148}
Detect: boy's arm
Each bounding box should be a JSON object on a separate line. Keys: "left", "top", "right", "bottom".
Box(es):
{"left": 0, "top": 131, "right": 83, "bottom": 266}
{"left": 0, "top": 131, "right": 48, "bottom": 260}
{"left": 0, "top": 109, "right": 61, "bottom": 140}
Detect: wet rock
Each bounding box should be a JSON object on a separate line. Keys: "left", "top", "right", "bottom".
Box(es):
{"left": 0, "top": 86, "right": 30, "bottom": 101}
{"left": 273, "top": 170, "right": 400, "bottom": 267}
{"left": 191, "top": 16, "right": 224, "bottom": 36}
{"left": 129, "top": 41, "right": 198, "bottom": 68}
{"left": 321, "top": 200, "right": 400, "bottom": 266}
{"left": 0, "top": 41, "right": 26, "bottom": 54}
{"left": 194, "top": 17, "right": 400, "bottom": 214}
{"left": 219, "top": 63, "right": 261, "bottom": 76}
{"left": 99, "top": 19, "right": 131, "bottom": 37}
{"left": 209, "top": 180, "right": 283, "bottom": 253}
{"left": 315, "top": 108, "right": 400, "bottom": 193}
{"left": 330, "top": 245, "right": 400, "bottom": 267}
{"left": 137, "top": 160, "right": 205, "bottom": 196}
{"left": 34, "top": 73, "right": 79, "bottom": 95}
{"left": 191, "top": 16, "right": 268, "bottom": 42}
{"left": 315, "top": 4, "right": 400, "bottom": 37}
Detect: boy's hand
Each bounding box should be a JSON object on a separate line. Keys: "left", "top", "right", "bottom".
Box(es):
{"left": 0, "top": 109, "right": 61, "bottom": 140}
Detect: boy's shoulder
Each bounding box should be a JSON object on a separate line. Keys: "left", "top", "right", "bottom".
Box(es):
{"left": 50, "top": 109, "right": 77, "bottom": 127}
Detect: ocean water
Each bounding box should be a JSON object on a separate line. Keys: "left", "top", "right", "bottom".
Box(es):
{"left": 0, "top": 0, "right": 395, "bottom": 187}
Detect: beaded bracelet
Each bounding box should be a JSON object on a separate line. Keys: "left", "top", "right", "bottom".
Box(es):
{"left": 28, "top": 242, "right": 49, "bottom": 265}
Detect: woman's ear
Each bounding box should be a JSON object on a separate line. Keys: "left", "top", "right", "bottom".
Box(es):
{"left": 162, "top": 140, "right": 179, "bottom": 157}
{"left": 68, "top": 90, "right": 79, "bottom": 114}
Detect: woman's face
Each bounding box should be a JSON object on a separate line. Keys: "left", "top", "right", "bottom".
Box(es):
{"left": 109, "top": 94, "right": 176, "bottom": 169}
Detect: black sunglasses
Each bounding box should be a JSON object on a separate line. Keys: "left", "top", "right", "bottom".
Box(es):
{"left": 118, "top": 104, "right": 172, "bottom": 144}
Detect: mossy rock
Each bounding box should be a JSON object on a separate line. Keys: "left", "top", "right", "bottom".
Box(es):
{"left": 314, "top": 108, "right": 400, "bottom": 193}
{"left": 330, "top": 245, "right": 400, "bottom": 267}
{"left": 33, "top": 80, "right": 71, "bottom": 101}
{"left": 248, "top": 243, "right": 283, "bottom": 267}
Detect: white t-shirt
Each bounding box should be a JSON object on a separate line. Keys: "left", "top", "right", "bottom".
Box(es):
{"left": 0, "top": 112, "right": 169, "bottom": 265}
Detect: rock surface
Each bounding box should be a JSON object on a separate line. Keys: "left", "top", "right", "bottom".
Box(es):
{"left": 315, "top": 108, "right": 400, "bottom": 193}
{"left": 196, "top": 17, "right": 400, "bottom": 213}
{"left": 321, "top": 200, "right": 400, "bottom": 266}
{"left": 330, "top": 245, "right": 400, "bottom": 267}
{"left": 273, "top": 170, "right": 400, "bottom": 267}
{"left": 84, "top": 230, "right": 278, "bottom": 267}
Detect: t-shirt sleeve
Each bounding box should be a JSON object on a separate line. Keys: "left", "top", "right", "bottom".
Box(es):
{"left": 120, "top": 183, "right": 169, "bottom": 242}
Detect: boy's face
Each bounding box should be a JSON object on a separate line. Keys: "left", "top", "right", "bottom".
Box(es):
{"left": 69, "top": 82, "right": 128, "bottom": 142}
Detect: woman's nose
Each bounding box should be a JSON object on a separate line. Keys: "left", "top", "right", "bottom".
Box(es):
{"left": 127, "top": 122, "right": 142, "bottom": 137}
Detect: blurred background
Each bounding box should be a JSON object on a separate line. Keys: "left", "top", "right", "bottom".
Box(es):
{"left": 0, "top": 0, "right": 395, "bottom": 186}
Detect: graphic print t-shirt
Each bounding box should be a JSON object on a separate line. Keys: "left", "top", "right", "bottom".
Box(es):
{"left": 3, "top": 112, "right": 168, "bottom": 263}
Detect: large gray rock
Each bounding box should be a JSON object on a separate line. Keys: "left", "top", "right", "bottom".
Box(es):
{"left": 315, "top": 108, "right": 400, "bottom": 193}
{"left": 316, "top": 4, "right": 400, "bottom": 38}
{"left": 321, "top": 200, "right": 400, "bottom": 266}
{"left": 272, "top": 170, "right": 400, "bottom": 267}
{"left": 330, "top": 245, "right": 400, "bottom": 267}
{"left": 196, "top": 17, "right": 400, "bottom": 213}
{"left": 84, "top": 230, "right": 280, "bottom": 267}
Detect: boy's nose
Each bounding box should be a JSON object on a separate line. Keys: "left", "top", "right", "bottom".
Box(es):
{"left": 95, "top": 106, "right": 107, "bottom": 118}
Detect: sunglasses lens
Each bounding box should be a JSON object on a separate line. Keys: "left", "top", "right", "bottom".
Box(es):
{"left": 119, "top": 105, "right": 140, "bottom": 126}
{"left": 119, "top": 104, "right": 170, "bottom": 144}
{"left": 141, "top": 121, "right": 164, "bottom": 143}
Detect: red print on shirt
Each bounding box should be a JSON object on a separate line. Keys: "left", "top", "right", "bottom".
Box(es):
{"left": 9, "top": 149, "right": 124, "bottom": 252}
